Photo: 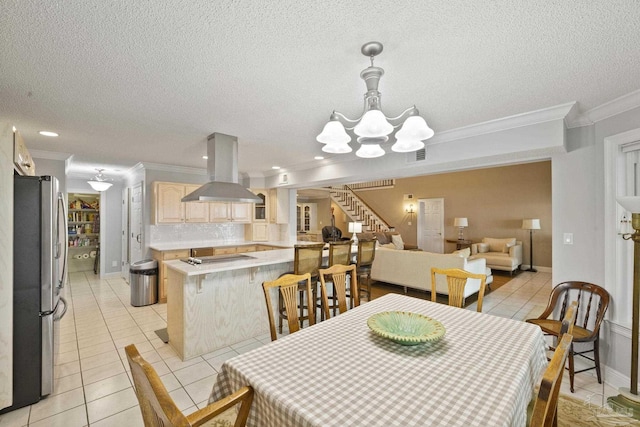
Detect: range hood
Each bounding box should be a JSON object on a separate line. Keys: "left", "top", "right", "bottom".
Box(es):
{"left": 181, "top": 133, "right": 262, "bottom": 203}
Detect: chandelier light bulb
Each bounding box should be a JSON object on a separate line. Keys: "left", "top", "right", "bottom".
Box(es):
{"left": 355, "top": 144, "right": 385, "bottom": 158}
{"left": 354, "top": 110, "right": 394, "bottom": 138}
{"left": 391, "top": 138, "right": 425, "bottom": 153}
{"left": 316, "top": 120, "right": 350, "bottom": 144}
{"left": 395, "top": 115, "right": 434, "bottom": 140}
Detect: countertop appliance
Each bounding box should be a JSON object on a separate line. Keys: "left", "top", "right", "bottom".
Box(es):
{"left": 1, "top": 175, "right": 68, "bottom": 413}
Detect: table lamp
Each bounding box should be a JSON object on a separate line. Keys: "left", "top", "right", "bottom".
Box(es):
{"left": 349, "top": 222, "right": 363, "bottom": 244}
{"left": 453, "top": 217, "right": 468, "bottom": 241}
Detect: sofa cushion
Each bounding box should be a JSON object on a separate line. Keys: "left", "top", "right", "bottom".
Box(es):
{"left": 375, "top": 232, "right": 390, "bottom": 244}
{"left": 503, "top": 241, "right": 515, "bottom": 253}
{"left": 483, "top": 237, "right": 516, "bottom": 253}
{"left": 391, "top": 234, "right": 405, "bottom": 250}
{"left": 452, "top": 247, "right": 471, "bottom": 258}
{"left": 380, "top": 243, "right": 395, "bottom": 249}
{"left": 477, "top": 243, "right": 489, "bottom": 253}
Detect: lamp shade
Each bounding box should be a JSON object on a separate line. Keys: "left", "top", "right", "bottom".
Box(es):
{"left": 395, "top": 115, "right": 434, "bottom": 141}
{"left": 522, "top": 219, "right": 541, "bottom": 230}
{"left": 322, "top": 142, "right": 352, "bottom": 153}
{"left": 88, "top": 180, "right": 113, "bottom": 192}
{"left": 391, "top": 138, "right": 425, "bottom": 153}
{"left": 348, "top": 222, "right": 363, "bottom": 233}
{"left": 317, "top": 120, "right": 350, "bottom": 144}
{"left": 355, "top": 143, "right": 385, "bottom": 158}
{"left": 453, "top": 217, "right": 468, "bottom": 228}
{"left": 617, "top": 196, "right": 640, "bottom": 213}
{"left": 354, "top": 110, "right": 394, "bottom": 137}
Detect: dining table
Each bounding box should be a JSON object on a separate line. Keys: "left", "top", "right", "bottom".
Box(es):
{"left": 209, "top": 293, "right": 548, "bottom": 427}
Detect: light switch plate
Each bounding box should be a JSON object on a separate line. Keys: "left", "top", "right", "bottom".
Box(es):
{"left": 563, "top": 233, "right": 573, "bottom": 244}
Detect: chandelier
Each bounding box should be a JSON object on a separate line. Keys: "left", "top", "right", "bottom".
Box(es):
{"left": 87, "top": 168, "right": 113, "bottom": 192}
{"left": 317, "top": 41, "right": 434, "bottom": 158}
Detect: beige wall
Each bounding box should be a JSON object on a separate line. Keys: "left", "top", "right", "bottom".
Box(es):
{"left": 355, "top": 161, "right": 552, "bottom": 268}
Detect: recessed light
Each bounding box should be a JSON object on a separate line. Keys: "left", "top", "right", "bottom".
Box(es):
{"left": 314, "top": 156, "right": 324, "bottom": 160}
{"left": 39, "top": 131, "right": 59, "bottom": 137}
{"left": 272, "top": 166, "right": 281, "bottom": 170}
{"left": 202, "top": 155, "right": 208, "bottom": 160}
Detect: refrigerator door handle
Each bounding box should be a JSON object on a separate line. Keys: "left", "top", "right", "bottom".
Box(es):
{"left": 54, "top": 297, "right": 67, "bottom": 321}
{"left": 57, "top": 193, "right": 68, "bottom": 289}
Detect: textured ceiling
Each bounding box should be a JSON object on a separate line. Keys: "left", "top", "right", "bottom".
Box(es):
{"left": 1, "top": 1, "right": 640, "bottom": 179}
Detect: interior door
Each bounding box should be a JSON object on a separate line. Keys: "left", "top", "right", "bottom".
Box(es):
{"left": 129, "top": 182, "right": 143, "bottom": 266}
{"left": 418, "top": 198, "right": 444, "bottom": 253}
{"left": 121, "top": 187, "right": 130, "bottom": 280}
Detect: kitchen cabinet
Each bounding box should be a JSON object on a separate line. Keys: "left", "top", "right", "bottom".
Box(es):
{"left": 251, "top": 223, "right": 269, "bottom": 241}
{"left": 13, "top": 130, "right": 35, "bottom": 176}
{"left": 252, "top": 189, "right": 267, "bottom": 222}
{"left": 67, "top": 194, "right": 100, "bottom": 273}
{"left": 209, "top": 202, "right": 251, "bottom": 223}
{"left": 151, "top": 248, "right": 190, "bottom": 303}
{"left": 296, "top": 203, "right": 317, "bottom": 232}
{"left": 153, "top": 182, "right": 209, "bottom": 224}
{"left": 269, "top": 188, "right": 289, "bottom": 224}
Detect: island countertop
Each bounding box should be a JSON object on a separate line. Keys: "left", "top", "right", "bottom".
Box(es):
{"left": 164, "top": 248, "right": 295, "bottom": 276}
{"left": 149, "top": 240, "right": 293, "bottom": 251}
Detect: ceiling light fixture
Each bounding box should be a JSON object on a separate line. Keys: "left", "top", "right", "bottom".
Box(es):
{"left": 314, "top": 156, "right": 324, "bottom": 160}
{"left": 87, "top": 168, "right": 113, "bottom": 192}
{"left": 39, "top": 131, "right": 59, "bottom": 137}
{"left": 317, "top": 41, "right": 434, "bottom": 158}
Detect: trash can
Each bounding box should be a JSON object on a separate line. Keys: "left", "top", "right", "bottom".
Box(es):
{"left": 130, "top": 259, "right": 158, "bottom": 307}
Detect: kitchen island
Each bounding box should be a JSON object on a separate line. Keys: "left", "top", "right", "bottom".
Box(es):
{"left": 164, "top": 248, "right": 294, "bottom": 360}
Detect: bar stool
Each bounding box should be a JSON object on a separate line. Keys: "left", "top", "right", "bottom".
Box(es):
{"left": 278, "top": 243, "right": 324, "bottom": 333}
{"left": 319, "top": 240, "right": 352, "bottom": 319}
{"left": 353, "top": 239, "right": 376, "bottom": 302}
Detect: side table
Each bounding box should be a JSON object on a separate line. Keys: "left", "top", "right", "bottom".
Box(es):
{"left": 446, "top": 239, "right": 472, "bottom": 250}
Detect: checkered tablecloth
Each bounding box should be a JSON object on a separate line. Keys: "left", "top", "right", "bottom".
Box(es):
{"left": 209, "top": 293, "right": 547, "bottom": 427}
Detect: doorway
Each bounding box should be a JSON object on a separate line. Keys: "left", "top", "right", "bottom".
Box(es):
{"left": 67, "top": 192, "right": 101, "bottom": 273}
{"left": 417, "top": 198, "right": 444, "bottom": 253}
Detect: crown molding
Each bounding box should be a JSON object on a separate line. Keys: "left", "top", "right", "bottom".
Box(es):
{"left": 30, "top": 149, "right": 72, "bottom": 161}
{"left": 138, "top": 162, "right": 207, "bottom": 175}
{"left": 427, "top": 102, "right": 576, "bottom": 145}
{"left": 566, "top": 89, "right": 640, "bottom": 128}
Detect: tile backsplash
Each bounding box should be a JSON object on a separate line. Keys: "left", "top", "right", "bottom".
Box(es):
{"left": 150, "top": 223, "right": 245, "bottom": 244}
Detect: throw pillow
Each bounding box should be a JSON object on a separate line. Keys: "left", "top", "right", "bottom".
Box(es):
{"left": 391, "top": 234, "right": 405, "bottom": 250}
{"left": 452, "top": 247, "right": 471, "bottom": 258}
{"left": 477, "top": 243, "right": 490, "bottom": 253}
{"left": 483, "top": 237, "right": 516, "bottom": 253}
{"left": 381, "top": 243, "right": 396, "bottom": 249}
{"left": 375, "top": 232, "right": 389, "bottom": 245}
{"left": 503, "top": 241, "right": 515, "bottom": 253}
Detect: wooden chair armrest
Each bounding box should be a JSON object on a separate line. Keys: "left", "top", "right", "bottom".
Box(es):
{"left": 186, "top": 386, "right": 253, "bottom": 427}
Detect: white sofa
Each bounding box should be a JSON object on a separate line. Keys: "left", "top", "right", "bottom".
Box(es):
{"left": 370, "top": 247, "right": 492, "bottom": 298}
{"left": 470, "top": 237, "right": 523, "bottom": 274}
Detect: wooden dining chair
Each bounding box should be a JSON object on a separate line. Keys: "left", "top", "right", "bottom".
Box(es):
{"left": 354, "top": 239, "right": 376, "bottom": 301}
{"left": 430, "top": 267, "right": 487, "bottom": 312}
{"left": 526, "top": 281, "right": 610, "bottom": 392}
{"left": 529, "top": 333, "right": 574, "bottom": 427}
{"left": 125, "top": 344, "right": 253, "bottom": 427}
{"left": 318, "top": 240, "right": 353, "bottom": 318}
{"left": 318, "top": 264, "right": 359, "bottom": 319}
{"left": 277, "top": 243, "right": 324, "bottom": 333}
{"left": 264, "top": 273, "right": 314, "bottom": 341}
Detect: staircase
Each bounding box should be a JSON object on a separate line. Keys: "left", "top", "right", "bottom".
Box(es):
{"left": 329, "top": 185, "right": 391, "bottom": 233}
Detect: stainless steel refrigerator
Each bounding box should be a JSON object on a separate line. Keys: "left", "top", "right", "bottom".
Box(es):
{"left": 1, "top": 175, "right": 68, "bottom": 413}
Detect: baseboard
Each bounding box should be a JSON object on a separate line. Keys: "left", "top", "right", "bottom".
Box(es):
{"left": 101, "top": 271, "right": 123, "bottom": 279}
{"left": 604, "top": 365, "right": 629, "bottom": 392}
{"left": 519, "top": 264, "right": 552, "bottom": 273}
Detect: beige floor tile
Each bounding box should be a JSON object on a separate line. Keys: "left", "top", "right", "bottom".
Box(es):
{"left": 0, "top": 404, "right": 30, "bottom": 427}
{"left": 89, "top": 405, "right": 144, "bottom": 427}
{"left": 184, "top": 375, "right": 216, "bottom": 404}
{"left": 173, "top": 361, "right": 216, "bottom": 387}
{"left": 55, "top": 359, "right": 80, "bottom": 379}
{"left": 82, "top": 360, "right": 126, "bottom": 386}
{"left": 52, "top": 372, "right": 82, "bottom": 396}
{"left": 160, "top": 373, "right": 182, "bottom": 392}
{"left": 28, "top": 405, "right": 87, "bottom": 427}
{"left": 84, "top": 372, "right": 132, "bottom": 402}
{"left": 86, "top": 387, "right": 138, "bottom": 424}
{"left": 28, "top": 387, "right": 85, "bottom": 423}
{"left": 205, "top": 351, "right": 238, "bottom": 372}
{"left": 163, "top": 355, "right": 205, "bottom": 372}
{"left": 78, "top": 341, "right": 116, "bottom": 359}
{"left": 80, "top": 349, "right": 122, "bottom": 371}
{"left": 168, "top": 388, "right": 195, "bottom": 412}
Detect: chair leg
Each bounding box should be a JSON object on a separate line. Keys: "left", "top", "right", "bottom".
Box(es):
{"left": 278, "top": 292, "right": 284, "bottom": 334}
{"left": 299, "top": 289, "right": 305, "bottom": 329}
{"left": 594, "top": 337, "right": 603, "bottom": 384}
{"left": 568, "top": 343, "right": 575, "bottom": 393}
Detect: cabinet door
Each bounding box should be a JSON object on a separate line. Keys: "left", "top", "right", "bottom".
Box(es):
{"left": 252, "top": 223, "right": 269, "bottom": 241}
{"left": 184, "top": 184, "right": 209, "bottom": 223}
{"left": 13, "top": 131, "right": 36, "bottom": 176}
{"left": 253, "top": 190, "right": 267, "bottom": 222}
{"left": 230, "top": 203, "right": 251, "bottom": 223}
{"left": 209, "top": 202, "right": 231, "bottom": 222}
{"left": 269, "top": 188, "right": 289, "bottom": 224}
{"left": 155, "top": 183, "right": 185, "bottom": 223}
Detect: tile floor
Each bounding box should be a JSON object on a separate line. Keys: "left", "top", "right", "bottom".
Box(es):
{"left": 0, "top": 270, "right": 617, "bottom": 426}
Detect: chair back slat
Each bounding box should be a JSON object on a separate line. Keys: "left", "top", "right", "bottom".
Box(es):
{"left": 263, "top": 273, "right": 313, "bottom": 341}
{"left": 356, "top": 239, "right": 376, "bottom": 267}
{"left": 560, "top": 301, "right": 578, "bottom": 336}
{"left": 430, "top": 268, "right": 487, "bottom": 312}
{"left": 318, "top": 264, "right": 359, "bottom": 319}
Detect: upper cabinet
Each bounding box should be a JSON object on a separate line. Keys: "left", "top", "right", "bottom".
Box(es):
{"left": 209, "top": 202, "right": 251, "bottom": 223}
{"left": 153, "top": 182, "right": 209, "bottom": 224}
{"left": 297, "top": 203, "right": 317, "bottom": 231}
{"left": 269, "top": 188, "right": 289, "bottom": 224}
{"left": 252, "top": 190, "right": 267, "bottom": 222}
{"left": 13, "top": 130, "right": 35, "bottom": 176}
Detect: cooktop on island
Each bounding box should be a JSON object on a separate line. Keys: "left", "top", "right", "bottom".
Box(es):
{"left": 180, "top": 254, "right": 257, "bottom": 265}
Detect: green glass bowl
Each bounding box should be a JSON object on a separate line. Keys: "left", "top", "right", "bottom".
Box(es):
{"left": 367, "top": 311, "right": 446, "bottom": 346}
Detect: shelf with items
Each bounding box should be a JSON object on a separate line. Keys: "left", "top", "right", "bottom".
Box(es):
{"left": 68, "top": 193, "right": 100, "bottom": 273}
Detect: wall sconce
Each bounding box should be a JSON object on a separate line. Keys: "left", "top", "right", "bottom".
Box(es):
{"left": 348, "top": 222, "right": 363, "bottom": 244}
{"left": 406, "top": 203, "right": 415, "bottom": 218}
{"left": 453, "top": 217, "right": 468, "bottom": 241}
